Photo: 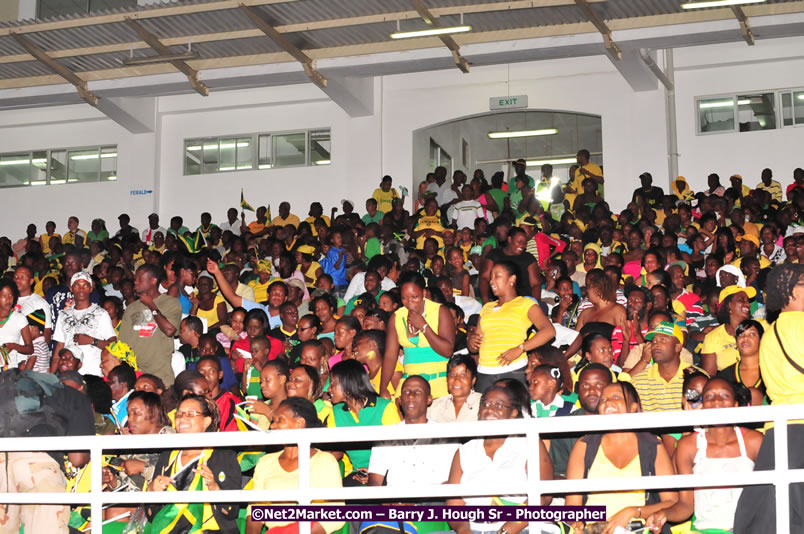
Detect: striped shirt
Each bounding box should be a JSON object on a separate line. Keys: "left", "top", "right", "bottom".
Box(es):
{"left": 756, "top": 180, "right": 783, "bottom": 202}
{"left": 631, "top": 360, "right": 693, "bottom": 412}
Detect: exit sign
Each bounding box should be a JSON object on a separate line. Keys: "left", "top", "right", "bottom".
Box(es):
{"left": 490, "top": 95, "right": 528, "bottom": 110}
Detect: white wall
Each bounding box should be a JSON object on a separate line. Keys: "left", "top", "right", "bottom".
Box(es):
{"left": 673, "top": 37, "right": 804, "bottom": 193}
{"left": 2, "top": 36, "right": 804, "bottom": 242}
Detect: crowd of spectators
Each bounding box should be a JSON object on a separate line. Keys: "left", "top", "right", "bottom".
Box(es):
{"left": 1, "top": 150, "right": 804, "bottom": 534}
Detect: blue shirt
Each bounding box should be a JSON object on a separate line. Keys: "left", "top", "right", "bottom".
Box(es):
{"left": 321, "top": 247, "right": 348, "bottom": 286}
{"left": 242, "top": 299, "right": 282, "bottom": 329}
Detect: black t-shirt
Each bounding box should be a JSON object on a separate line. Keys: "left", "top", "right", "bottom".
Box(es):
{"left": 486, "top": 248, "right": 536, "bottom": 297}
{"left": 633, "top": 186, "right": 665, "bottom": 208}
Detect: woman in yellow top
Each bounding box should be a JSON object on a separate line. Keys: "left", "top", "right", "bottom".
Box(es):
{"left": 296, "top": 245, "right": 323, "bottom": 288}
{"left": 701, "top": 285, "right": 757, "bottom": 376}
{"left": 566, "top": 382, "right": 677, "bottom": 533}
{"left": 372, "top": 175, "right": 401, "bottom": 214}
{"left": 246, "top": 398, "right": 344, "bottom": 534}
{"left": 191, "top": 274, "right": 226, "bottom": 329}
{"left": 468, "top": 261, "right": 555, "bottom": 392}
{"left": 381, "top": 271, "right": 455, "bottom": 399}
{"left": 248, "top": 259, "right": 273, "bottom": 303}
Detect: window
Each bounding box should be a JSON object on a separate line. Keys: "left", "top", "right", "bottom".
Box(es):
{"left": 781, "top": 90, "right": 804, "bottom": 127}
{"left": 38, "top": 0, "right": 136, "bottom": 18}
{"left": 737, "top": 92, "right": 776, "bottom": 131}
{"left": 697, "top": 97, "right": 735, "bottom": 133}
{"left": 184, "top": 128, "right": 330, "bottom": 175}
{"left": 0, "top": 145, "right": 116, "bottom": 188}
{"left": 429, "top": 138, "right": 452, "bottom": 174}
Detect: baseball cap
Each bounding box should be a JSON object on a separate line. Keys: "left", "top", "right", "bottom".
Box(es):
{"left": 61, "top": 345, "right": 84, "bottom": 362}
{"left": 70, "top": 271, "right": 93, "bottom": 287}
{"left": 645, "top": 321, "right": 684, "bottom": 345}
{"left": 286, "top": 279, "right": 306, "bottom": 291}
{"left": 718, "top": 285, "right": 757, "bottom": 305}
{"left": 738, "top": 234, "right": 760, "bottom": 247}
{"left": 513, "top": 158, "right": 527, "bottom": 166}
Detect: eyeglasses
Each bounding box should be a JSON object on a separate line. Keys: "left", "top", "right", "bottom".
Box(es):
{"left": 175, "top": 410, "right": 205, "bottom": 419}
{"left": 480, "top": 400, "right": 512, "bottom": 411}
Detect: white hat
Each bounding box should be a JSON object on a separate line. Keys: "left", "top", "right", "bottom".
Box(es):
{"left": 70, "top": 271, "right": 93, "bottom": 287}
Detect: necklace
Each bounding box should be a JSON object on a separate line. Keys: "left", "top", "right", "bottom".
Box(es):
{"left": 0, "top": 310, "right": 11, "bottom": 327}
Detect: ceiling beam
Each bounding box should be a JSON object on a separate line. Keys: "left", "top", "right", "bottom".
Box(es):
{"left": 573, "top": 0, "right": 622, "bottom": 60}
{"left": 124, "top": 17, "right": 209, "bottom": 96}
{"left": 8, "top": 31, "right": 99, "bottom": 106}
{"left": 239, "top": 4, "right": 327, "bottom": 89}
{"left": 409, "top": 0, "right": 470, "bottom": 73}
{"left": 731, "top": 6, "right": 756, "bottom": 45}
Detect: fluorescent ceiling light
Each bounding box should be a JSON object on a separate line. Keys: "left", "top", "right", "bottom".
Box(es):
{"left": 106, "top": 175, "right": 117, "bottom": 181}
{"left": 186, "top": 145, "right": 202, "bottom": 151}
{"left": 218, "top": 142, "right": 250, "bottom": 149}
{"left": 50, "top": 179, "right": 66, "bottom": 184}
{"left": 682, "top": 0, "right": 765, "bottom": 9}
{"left": 798, "top": 94, "right": 804, "bottom": 100}
{"left": 203, "top": 144, "right": 218, "bottom": 150}
{"left": 0, "top": 158, "right": 30, "bottom": 166}
{"left": 31, "top": 158, "right": 47, "bottom": 164}
{"left": 31, "top": 181, "right": 47, "bottom": 186}
{"left": 219, "top": 166, "right": 236, "bottom": 171}
{"left": 315, "top": 160, "right": 331, "bottom": 165}
{"left": 123, "top": 53, "right": 199, "bottom": 66}
{"left": 70, "top": 153, "right": 117, "bottom": 160}
{"left": 488, "top": 129, "right": 558, "bottom": 139}
{"left": 699, "top": 99, "right": 750, "bottom": 109}
{"left": 525, "top": 158, "right": 577, "bottom": 166}
{"left": 259, "top": 164, "right": 273, "bottom": 169}
{"left": 390, "top": 25, "right": 471, "bottom": 39}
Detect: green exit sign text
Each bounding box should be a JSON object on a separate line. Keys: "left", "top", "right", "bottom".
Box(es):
{"left": 489, "top": 95, "right": 528, "bottom": 110}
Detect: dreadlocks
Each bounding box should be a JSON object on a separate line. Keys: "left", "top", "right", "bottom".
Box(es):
{"left": 765, "top": 264, "right": 804, "bottom": 312}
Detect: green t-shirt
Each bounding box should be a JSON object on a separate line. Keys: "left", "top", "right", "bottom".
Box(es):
{"left": 365, "top": 236, "right": 382, "bottom": 259}
{"left": 362, "top": 212, "right": 385, "bottom": 225}
{"left": 508, "top": 173, "right": 534, "bottom": 190}
{"left": 488, "top": 188, "right": 507, "bottom": 212}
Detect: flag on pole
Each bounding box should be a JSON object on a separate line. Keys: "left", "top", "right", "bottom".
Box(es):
{"left": 240, "top": 188, "right": 255, "bottom": 212}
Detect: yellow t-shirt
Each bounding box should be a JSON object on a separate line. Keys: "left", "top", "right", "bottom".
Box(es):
{"left": 702, "top": 320, "right": 768, "bottom": 371}
{"left": 248, "top": 279, "right": 272, "bottom": 303}
{"left": 414, "top": 216, "right": 445, "bottom": 249}
{"left": 478, "top": 297, "right": 536, "bottom": 371}
{"left": 305, "top": 215, "right": 330, "bottom": 236}
{"left": 760, "top": 312, "right": 804, "bottom": 406}
{"left": 271, "top": 214, "right": 301, "bottom": 229}
{"left": 731, "top": 256, "right": 771, "bottom": 270}
{"left": 195, "top": 294, "right": 225, "bottom": 326}
{"left": 63, "top": 229, "right": 87, "bottom": 245}
{"left": 369, "top": 360, "right": 404, "bottom": 398}
{"left": 585, "top": 446, "right": 645, "bottom": 518}
{"left": 305, "top": 261, "right": 322, "bottom": 288}
{"left": 250, "top": 450, "right": 344, "bottom": 533}
{"left": 373, "top": 188, "right": 400, "bottom": 214}
{"left": 573, "top": 163, "right": 604, "bottom": 193}
{"left": 39, "top": 233, "right": 61, "bottom": 254}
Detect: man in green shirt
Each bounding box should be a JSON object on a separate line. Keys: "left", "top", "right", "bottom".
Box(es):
{"left": 508, "top": 158, "right": 534, "bottom": 191}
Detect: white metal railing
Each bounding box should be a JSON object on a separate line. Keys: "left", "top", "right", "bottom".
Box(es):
{"left": 0, "top": 403, "right": 802, "bottom": 534}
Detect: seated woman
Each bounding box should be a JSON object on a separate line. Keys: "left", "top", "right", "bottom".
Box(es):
{"left": 701, "top": 286, "right": 758, "bottom": 376}
{"left": 327, "top": 359, "right": 401, "bottom": 485}
{"left": 286, "top": 363, "right": 332, "bottom": 422}
{"left": 446, "top": 381, "right": 553, "bottom": 534}
{"left": 246, "top": 357, "right": 290, "bottom": 427}
{"left": 428, "top": 354, "right": 482, "bottom": 423}
{"left": 246, "top": 398, "right": 344, "bottom": 534}
{"left": 566, "top": 382, "right": 677, "bottom": 533}
{"left": 102, "top": 391, "right": 173, "bottom": 521}
{"left": 716, "top": 319, "right": 767, "bottom": 403}
{"left": 192, "top": 274, "right": 226, "bottom": 329}
{"left": 647, "top": 378, "right": 763, "bottom": 534}
{"left": 572, "top": 333, "right": 628, "bottom": 382}
{"left": 146, "top": 394, "right": 241, "bottom": 534}
{"left": 330, "top": 316, "right": 362, "bottom": 368}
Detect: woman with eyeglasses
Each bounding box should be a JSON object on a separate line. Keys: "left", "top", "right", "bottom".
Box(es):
{"left": 446, "top": 382, "right": 553, "bottom": 534}
{"left": 427, "top": 354, "right": 482, "bottom": 423}
{"left": 146, "top": 394, "right": 240, "bottom": 534}
{"left": 566, "top": 382, "right": 677, "bottom": 534}
{"left": 646, "top": 378, "right": 763, "bottom": 534}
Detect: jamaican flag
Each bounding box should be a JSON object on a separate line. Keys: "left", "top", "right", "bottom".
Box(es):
{"left": 149, "top": 449, "right": 221, "bottom": 534}
{"left": 240, "top": 188, "right": 255, "bottom": 212}
{"left": 178, "top": 229, "right": 204, "bottom": 254}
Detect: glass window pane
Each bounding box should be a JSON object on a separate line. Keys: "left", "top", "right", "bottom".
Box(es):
{"left": 274, "top": 132, "right": 306, "bottom": 167}
{"left": 185, "top": 140, "right": 202, "bottom": 175}
{"left": 68, "top": 148, "right": 100, "bottom": 183}
{"left": 236, "top": 137, "right": 253, "bottom": 170}
{"left": 30, "top": 151, "right": 48, "bottom": 186}
{"left": 258, "top": 135, "right": 272, "bottom": 169}
{"left": 49, "top": 150, "right": 67, "bottom": 184}
{"left": 310, "top": 130, "right": 331, "bottom": 166}
{"left": 100, "top": 146, "right": 117, "bottom": 181}
{"left": 795, "top": 91, "right": 804, "bottom": 125}
{"left": 737, "top": 93, "right": 776, "bottom": 131}
{"left": 782, "top": 92, "right": 794, "bottom": 127}
{"left": 0, "top": 154, "right": 31, "bottom": 188}
{"left": 219, "top": 138, "right": 236, "bottom": 171}
{"left": 698, "top": 97, "right": 735, "bottom": 133}
{"left": 202, "top": 140, "right": 219, "bottom": 174}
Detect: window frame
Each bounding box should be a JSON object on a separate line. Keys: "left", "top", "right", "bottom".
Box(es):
{"left": 0, "top": 144, "right": 117, "bottom": 189}
{"left": 780, "top": 88, "right": 804, "bottom": 129}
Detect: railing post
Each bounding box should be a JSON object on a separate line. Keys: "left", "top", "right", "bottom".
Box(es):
{"left": 526, "top": 422, "right": 542, "bottom": 533}
{"left": 774, "top": 416, "right": 790, "bottom": 534}
{"left": 298, "top": 438, "right": 312, "bottom": 534}
{"left": 90, "top": 444, "right": 103, "bottom": 534}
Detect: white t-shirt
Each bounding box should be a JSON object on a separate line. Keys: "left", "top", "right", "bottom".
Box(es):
{"left": 53, "top": 304, "right": 116, "bottom": 377}
{"left": 15, "top": 293, "right": 52, "bottom": 330}
{"left": 448, "top": 199, "right": 488, "bottom": 230}
{"left": 218, "top": 220, "right": 242, "bottom": 236}
{"left": 0, "top": 311, "right": 30, "bottom": 368}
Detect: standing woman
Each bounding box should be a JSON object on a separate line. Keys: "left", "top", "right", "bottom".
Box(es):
{"left": 380, "top": 272, "right": 455, "bottom": 399}
{"left": 467, "top": 261, "right": 555, "bottom": 392}
{"left": 0, "top": 279, "right": 33, "bottom": 368}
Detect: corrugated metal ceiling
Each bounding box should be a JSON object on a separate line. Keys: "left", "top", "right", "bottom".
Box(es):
{"left": 0, "top": 0, "right": 799, "bottom": 82}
